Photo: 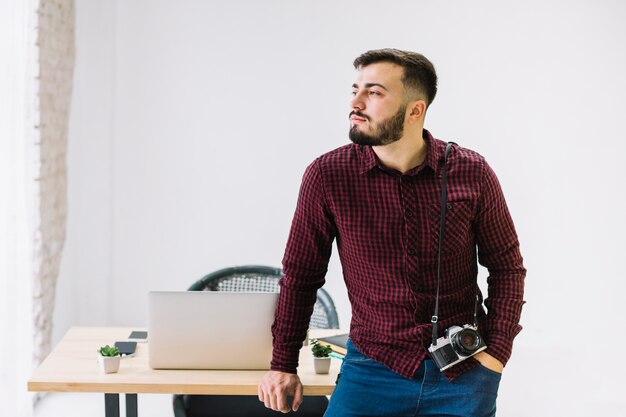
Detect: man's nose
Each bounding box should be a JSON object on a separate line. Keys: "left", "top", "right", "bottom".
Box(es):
{"left": 350, "top": 92, "right": 365, "bottom": 111}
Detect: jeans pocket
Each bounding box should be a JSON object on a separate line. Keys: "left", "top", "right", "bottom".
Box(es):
{"left": 343, "top": 339, "right": 373, "bottom": 363}
{"left": 476, "top": 363, "right": 503, "bottom": 379}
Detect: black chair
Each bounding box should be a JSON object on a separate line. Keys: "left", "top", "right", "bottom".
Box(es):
{"left": 172, "top": 265, "right": 339, "bottom": 417}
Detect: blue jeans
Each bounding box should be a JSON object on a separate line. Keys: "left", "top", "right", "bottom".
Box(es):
{"left": 324, "top": 340, "right": 501, "bottom": 417}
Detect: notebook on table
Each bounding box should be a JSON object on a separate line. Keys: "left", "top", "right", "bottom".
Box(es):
{"left": 148, "top": 291, "right": 278, "bottom": 370}
{"left": 317, "top": 333, "right": 348, "bottom": 355}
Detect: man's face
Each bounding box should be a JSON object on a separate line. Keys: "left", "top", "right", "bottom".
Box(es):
{"left": 349, "top": 62, "right": 408, "bottom": 146}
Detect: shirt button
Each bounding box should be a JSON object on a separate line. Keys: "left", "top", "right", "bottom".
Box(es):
{"left": 406, "top": 211, "right": 414, "bottom": 218}
{"left": 408, "top": 248, "right": 415, "bottom": 255}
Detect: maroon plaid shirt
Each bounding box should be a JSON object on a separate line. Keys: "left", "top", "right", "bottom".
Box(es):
{"left": 271, "top": 130, "right": 526, "bottom": 380}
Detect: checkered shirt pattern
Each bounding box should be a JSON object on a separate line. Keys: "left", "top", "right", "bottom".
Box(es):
{"left": 271, "top": 130, "right": 526, "bottom": 381}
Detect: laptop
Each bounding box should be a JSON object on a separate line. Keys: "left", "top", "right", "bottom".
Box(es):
{"left": 148, "top": 291, "right": 278, "bottom": 370}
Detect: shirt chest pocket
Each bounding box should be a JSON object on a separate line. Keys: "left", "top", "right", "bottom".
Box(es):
{"left": 429, "top": 199, "right": 475, "bottom": 256}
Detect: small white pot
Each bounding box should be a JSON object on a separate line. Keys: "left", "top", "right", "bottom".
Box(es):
{"left": 98, "top": 355, "right": 121, "bottom": 374}
{"left": 313, "top": 356, "right": 331, "bottom": 374}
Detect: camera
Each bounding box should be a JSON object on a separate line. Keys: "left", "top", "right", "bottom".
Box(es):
{"left": 428, "top": 324, "right": 487, "bottom": 371}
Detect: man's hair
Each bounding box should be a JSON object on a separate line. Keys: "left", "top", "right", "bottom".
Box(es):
{"left": 353, "top": 48, "right": 438, "bottom": 107}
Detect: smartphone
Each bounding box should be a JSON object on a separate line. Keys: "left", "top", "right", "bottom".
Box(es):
{"left": 127, "top": 331, "right": 148, "bottom": 343}
{"left": 114, "top": 341, "right": 137, "bottom": 356}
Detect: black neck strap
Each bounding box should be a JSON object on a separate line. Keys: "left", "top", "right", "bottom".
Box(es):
{"left": 431, "top": 142, "right": 456, "bottom": 346}
{"left": 430, "top": 142, "right": 481, "bottom": 346}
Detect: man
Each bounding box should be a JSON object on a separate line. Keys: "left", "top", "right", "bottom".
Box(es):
{"left": 258, "top": 49, "right": 525, "bottom": 417}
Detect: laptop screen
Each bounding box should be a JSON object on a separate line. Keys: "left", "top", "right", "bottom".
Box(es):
{"left": 148, "top": 291, "right": 278, "bottom": 370}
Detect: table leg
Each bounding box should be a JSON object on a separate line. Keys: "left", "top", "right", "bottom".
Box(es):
{"left": 126, "top": 394, "right": 138, "bottom": 417}
{"left": 105, "top": 393, "right": 120, "bottom": 417}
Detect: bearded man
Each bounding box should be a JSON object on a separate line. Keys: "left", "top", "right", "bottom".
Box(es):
{"left": 258, "top": 48, "right": 526, "bottom": 417}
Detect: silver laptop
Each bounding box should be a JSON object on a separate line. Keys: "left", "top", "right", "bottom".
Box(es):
{"left": 148, "top": 291, "right": 278, "bottom": 370}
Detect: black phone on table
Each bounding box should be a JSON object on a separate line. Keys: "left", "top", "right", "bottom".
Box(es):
{"left": 114, "top": 341, "right": 137, "bottom": 356}
{"left": 127, "top": 331, "right": 148, "bottom": 342}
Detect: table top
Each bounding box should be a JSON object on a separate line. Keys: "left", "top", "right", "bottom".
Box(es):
{"left": 28, "top": 327, "right": 341, "bottom": 395}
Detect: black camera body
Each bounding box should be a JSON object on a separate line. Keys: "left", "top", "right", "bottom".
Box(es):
{"left": 428, "top": 324, "right": 487, "bottom": 371}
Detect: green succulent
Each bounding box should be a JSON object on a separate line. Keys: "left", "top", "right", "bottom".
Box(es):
{"left": 98, "top": 345, "right": 120, "bottom": 357}
{"left": 310, "top": 339, "right": 333, "bottom": 358}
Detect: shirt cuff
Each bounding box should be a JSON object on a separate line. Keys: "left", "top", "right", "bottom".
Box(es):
{"left": 270, "top": 364, "right": 298, "bottom": 374}
{"left": 484, "top": 325, "right": 522, "bottom": 366}
{"left": 270, "top": 343, "right": 302, "bottom": 374}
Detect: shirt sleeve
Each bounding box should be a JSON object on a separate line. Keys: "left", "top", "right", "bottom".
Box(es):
{"left": 475, "top": 160, "right": 526, "bottom": 366}
{"left": 270, "top": 159, "right": 337, "bottom": 373}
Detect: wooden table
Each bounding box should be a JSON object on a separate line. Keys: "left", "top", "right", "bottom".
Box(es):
{"left": 28, "top": 327, "right": 341, "bottom": 417}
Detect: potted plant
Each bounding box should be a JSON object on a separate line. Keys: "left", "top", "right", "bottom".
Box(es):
{"left": 310, "top": 339, "right": 333, "bottom": 374}
{"left": 98, "top": 345, "right": 121, "bottom": 374}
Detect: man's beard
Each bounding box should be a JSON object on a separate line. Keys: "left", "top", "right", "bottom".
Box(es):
{"left": 349, "top": 103, "right": 407, "bottom": 146}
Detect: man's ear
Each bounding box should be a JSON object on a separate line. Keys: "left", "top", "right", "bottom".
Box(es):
{"left": 407, "top": 100, "right": 427, "bottom": 122}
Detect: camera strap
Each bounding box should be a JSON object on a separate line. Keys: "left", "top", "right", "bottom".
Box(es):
{"left": 431, "top": 142, "right": 455, "bottom": 346}
{"left": 430, "top": 141, "right": 481, "bottom": 347}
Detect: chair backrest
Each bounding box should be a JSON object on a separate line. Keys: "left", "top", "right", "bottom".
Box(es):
{"left": 188, "top": 265, "right": 339, "bottom": 329}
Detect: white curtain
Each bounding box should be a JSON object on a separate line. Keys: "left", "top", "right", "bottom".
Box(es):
{"left": 0, "top": 0, "right": 40, "bottom": 416}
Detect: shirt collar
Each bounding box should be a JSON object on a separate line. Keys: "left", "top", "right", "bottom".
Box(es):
{"left": 358, "top": 144, "right": 378, "bottom": 174}
{"left": 358, "top": 129, "right": 441, "bottom": 176}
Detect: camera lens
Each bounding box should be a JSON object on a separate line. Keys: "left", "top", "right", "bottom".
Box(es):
{"left": 451, "top": 328, "right": 482, "bottom": 355}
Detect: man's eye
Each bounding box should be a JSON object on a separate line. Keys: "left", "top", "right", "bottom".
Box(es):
{"left": 351, "top": 91, "right": 357, "bottom": 96}
{"left": 369, "top": 91, "right": 380, "bottom": 96}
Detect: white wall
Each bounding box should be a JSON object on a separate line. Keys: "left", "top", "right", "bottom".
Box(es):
{"left": 54, "top": 0, "right": 116, "bottom": 333}
{"left": 56, "top": 0, "right": 626, "bottom": 415}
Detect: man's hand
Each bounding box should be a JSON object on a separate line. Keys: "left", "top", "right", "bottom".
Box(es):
{"left": 474, "top": 351, "right": 504, "bottom": 373}
{"left": 258, "top": 370, "right": 303, "bottom": 413}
